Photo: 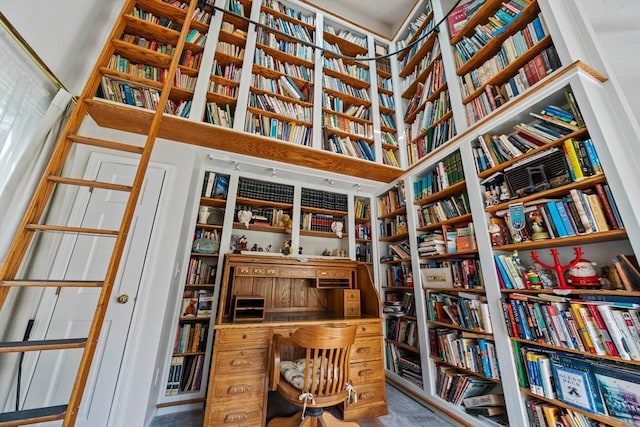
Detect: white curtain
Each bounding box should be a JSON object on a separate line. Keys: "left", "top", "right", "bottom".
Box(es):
{"left": 0, "top": 26, "right": 73, "bottom": 261}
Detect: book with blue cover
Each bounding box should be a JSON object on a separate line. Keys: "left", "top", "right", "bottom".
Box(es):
{"left": 593, "top": 362, "right": 640, "bottom": 424}
{"left": 551, "top": 354, "right": 606, "bottom": 414}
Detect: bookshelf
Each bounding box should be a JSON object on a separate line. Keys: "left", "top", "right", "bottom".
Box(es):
{"left": 321, "top": 20, "right": 375, "bottom": 161}
{"left": 299, "top": 187, "right": 349, "bottom": 257}
{"left": 354, "top": 195, "right": 373, "bottom": 265}
{"left": 164, "top": 170, "right": 229, "bottom": 399}
{"left": 245, "top": 0, "right": 316, "bottom": 145}
{"left": 397, "top": 0, "right": 458, "bottom": 166}
{"left": 203, "top": 0, "right": 251, "bottom": 127}
{"left": 232, "top": 176, "right": 294, "bottom": 253}
{"left": 374, "top": 41, "right": 401, "bottom": 167}
{"left": 411, "top": 149, "right": 506, "bottom": 423}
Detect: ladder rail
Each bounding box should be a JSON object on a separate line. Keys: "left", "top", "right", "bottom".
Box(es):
{"left": 62, "top": 1, "right": 200, "bottom": 425}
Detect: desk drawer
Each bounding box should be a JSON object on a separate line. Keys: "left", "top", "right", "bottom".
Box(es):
{"left": 350, "top": 337, "right": 382, "bottom": 362}
{"left": 345, "top": 382, "right": 386, "bottom": 411}
{"left": 279, "top": 267, "right": 316, "bottom": 278}
{"left": 355, "top": 322, "right": 382, "bottom": 337}
{"left": 207, "top": 400, "right": 263, "bottom": 427}
{"left": 210, "top": 373, "right": 265, "bottom": 401}
{"left": 215, "top": 348, "right": 267, "bottom": 375}
{"left": 216, "top": 328, "right": 269, "bottom": 349}
{"left": 350, "top": 359, "right": 384, "bottom": 385}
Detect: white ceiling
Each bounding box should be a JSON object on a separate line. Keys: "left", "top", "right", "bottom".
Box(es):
{"left": 304, "top": 0, "right": 418, "bottom": 39}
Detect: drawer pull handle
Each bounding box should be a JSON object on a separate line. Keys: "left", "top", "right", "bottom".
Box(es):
{"left": 231, "top": 358, "right": 252, "bottom": 366}
{"left": 359, "top": 391, "right": 376, "bottom": 400}
{"left": 224, "top": 413, "right": 248, "bottom": 423}
{"left": 358, "top": 369, "right": 375, "bottom": 377}
{"left": 320, "top": 271, "right": 327, "bottom": 276}
{"left": 228, "top": 385, "right": 249, "bottom": 394}
{"left": 357, "top": 347, "right": 372, "bottom": 353}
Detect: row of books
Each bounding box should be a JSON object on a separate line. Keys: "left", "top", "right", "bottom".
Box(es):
{"left": 354, "top": 198, "right": 370, "bottom": 220}
{"left": 416, "top": 193, "right": 471, "bottom": 227}
{"left": 379, "top": 215, "right": 408, "bottom": 239}
{"left": 258, "top": 10, "right": 314, "bottom": 44}
{"left": 427, "top": 291, "right": 492, "bottom": 332}
{"left": 405, "top": 90, "right": 452, "bottom": 141}
{"left": 377, "top": 181, "right": 406, "bottom": 215}
{"left": 435, "top": 363, "right": 497, "bottom": 406}
{"left": 430, "top": 328, "right": 501, "bottom": 380}
{"left": 420, "top": 259, "right": 485, "bottom": 290}
{"left": 526, "top": 397, "right": 602, "bottom": 427}
{"left": 323, "top": 134, "right": 376, "bottom": 161}
{"left": 236, "top": 177, "right": 294, "bottom": 203}
{"left": 165, "top": 354, "right": 204, "bottom": 396}
{"left": 413, "top": 151, "right": 465, "bottom": 200}
{"left": 262, "top": 0, "right": 315, "bottom": 26}
{"left": 203, "top": 101, "right": 233, "bottom": 128}
{"left": 300, "top": 213, "right": 344, "bottom": 233}
{"left": 405, "top": 116, "right": 457, "bottom": 166}
{"left": 300, "top": 188, "right": 348, "bottom": 211}
{"left": 503, "top": 294, "right": 640, "bottom": 361}
{"left": 181, "top": 290, "right": 213, "bottom": 319}
{"left": 323, "top": 24, "right": 367, "bottom": 48}
{"left": 464, "top": 46, "right": 561, "bottom": 124}
{"left": 173, "top": 322, "right": 208, "bottom": 354}
{"left": 399, "top": 36, "right": 441, "bottom": 94}
{"left": 322, "top": 56, "right": 370, "bottom": 83}
{"left": 515, "top": 344, "right": 640, "bottom": 424}
{"left": 200, "top": 171, "right": 229, "bottom": 199}
{"left": 253, "top": 48, "right": 314, "bottom": 83}
{"left": 185, "top": 257, "right": 216, "bottom": 285}
{"left": 256, "top": 28, "right": 313, "bottom": 62}
{"left": 249, "top": 92, "right": 312, "bottom": 121}
{"left": 387, "top": 316, "right": 419, "bottom": 347}
{"left": 386, "top": 342, "right": 423, "bottom": 388}
{"left": 382, "top": 147, "right": 400, "bottom": 167}
{"left": 384, "top": 264, "right": 410, "bottom": 287}
{"left": 403, "top": 59, "right": 446, "bottom": 121}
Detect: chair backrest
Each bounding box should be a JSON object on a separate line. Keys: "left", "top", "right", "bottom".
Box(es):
{"left": 288, "top": 325, "right": 356, "bottom": 398}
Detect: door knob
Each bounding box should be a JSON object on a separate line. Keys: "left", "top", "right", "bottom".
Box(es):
{"left": 117, "top": 294, "right": 129, "bottom": 304}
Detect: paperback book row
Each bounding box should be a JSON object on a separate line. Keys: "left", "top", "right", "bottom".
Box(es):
{"left": 387, "top": 316, "right": 419, "bottom": 348}
{"left": 384, "top": 263, "right": 411, "bottom": 287}
{"left": 379, "top": 216, "right": 408, "bottom": 240}
{"left": 165, "top": 354, "right": 205, "bottom": 396}
{"left": 185, "top": 257, "right": 216, "bottom": 285}
{"left": 420, "top": 258, "right": 485, "bottom": 290}
{"left": 173, "top": 322, "right": 208, "bottom": 354}
{"left": 377, "top": 181, "right": 406, "bottom": 216}
{"left": 180, "top": 290, "right": 214, "bottom": 319}
{"left": 405, "top": 116, "right": 457, "bottom": 166}
{"left": 427, "top": 291, "right": 493, "bottom": 333}
{"left": 429, "top": 328, "right": 501, "bottom": 380}
{"left": 415, "top": 192, "right": 471, "bottom": 227}
{"left": 502, "top": 293, "right": 640, "bottom": 361}
{"left": 300, "top": 213, "right": 344, "bottom": 233}
{"left": 386, "top": 342, "right": 423, "bottom": 388}
{"left": 244, "top": 111, "right": 313, "bottom": 146}
{"left": 514, "top": 343, "right": 640, "bottom": 426}
{"left": 322, "top": 133, "right": 376, "bottom": 161}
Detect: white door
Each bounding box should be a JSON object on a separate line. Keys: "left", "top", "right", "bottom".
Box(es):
{"left": 22, "top": 157, "right": 164, "bottom": 426}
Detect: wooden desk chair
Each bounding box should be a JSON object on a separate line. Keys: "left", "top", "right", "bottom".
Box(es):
{"left": 269, "top": 325, "right": 359, "bottom": 427}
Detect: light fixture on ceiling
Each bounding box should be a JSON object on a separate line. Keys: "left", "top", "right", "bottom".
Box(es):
{"left": 271, "top": 168, "right": 277, "bottom": 177}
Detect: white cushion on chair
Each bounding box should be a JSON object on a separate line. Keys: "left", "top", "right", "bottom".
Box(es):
{"left": 280, "top": 358, "right": 337, "bottom": 390}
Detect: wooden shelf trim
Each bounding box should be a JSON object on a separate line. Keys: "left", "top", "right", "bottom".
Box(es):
{"left": 511, "top": 337, "right": 640, "bottom": 366}
{"left": 429, "top": 356, "right": 500, "bottom": 383}
{"left": 84, "top": 99, "right": 402, "bottom": 182}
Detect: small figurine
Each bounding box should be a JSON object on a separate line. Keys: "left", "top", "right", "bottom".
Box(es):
{"left": 529, "top": 211, "right": 550, "bottom": 240}
{"left": 331, "top": 221, "right": 344, "bottom": 238}
{"left": 298, "top": 247, "right": 303, "bottom": 255}
{"left": 265, "top": 244, "right": 272, "bottom": 252}
{"left": 251, "top": 243, "right": 258, "bottom": 251}
{"left": 322, "top": 248, "right": 331, "bottom": 256}
{"left": 282, "top": 240, "right": 293, "bottom": 255}
{"left": 238, "top": 235, "right": 248, "bottom": 251}
{"left": 499, "top": 183, "right": 511, "bottom": 201}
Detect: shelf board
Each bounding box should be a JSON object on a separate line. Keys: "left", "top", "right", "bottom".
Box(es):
{"left": 490, "top": 228, "right": 628, "bottom": 251}
{"left": 419, "top": 249, "right": 478, "bottom": 260}
{"left": 399, "top": 32, "right": 438, "bottom": 79}
{"left": 322, "top": 67, "right": 370, "bottom": 90}
{"left": 384, "top": 337, "right": 420, "bottom": 353}
{"left": 382, "top": 286, "right": 414, "bottom": 291}
{"left": 232, "top": 222, "right": 289, "bottom": 233}
{"left": 323, "top": 87, "right": 372, "bottom": 108}
{"left": 184, "top": 284, "right": 215, "bottom": 290}
{"left": 519, "top": 388, "right": 630, "bottom": 427}
{"left": 449, "top": 0, "right": 503, "bottom": 45}
{"left": 255, "top": 42, "right": 315, "bottom": 69}
{"left": 299, "top": 229, "right": 346, "bottom": 239}
{"left": 397, "top": 10, "right": 434, "bottom": 62}
{"left": 414, "top": 180, "right": 467, "bottom": 206}
{"left": 377, "top": 206, "right": 407, "bottom": 220}
{"left": 416, "top": 213, "right": 473, "bottom": 233}
{"left": 322, "top": 31, "right": 368, "bottom": 57}
{"left": 379, "top": 232, "right": 409, "bottom": 243}
{"left": 199, "top": 196, "right": 227, "bottom": 207}
{"left": 84, "top": 99, "right": 403, "bottom": 183}
{"left": 260, "top": 5, "right": 316, "bottom": 34}
{"left": 246, "top": 106, "right": 312, "bottom": 126}
{"left": 426, "top": 319, "right": 491, "bottom": 335}
{"left": 156, "top": 397, "right": 205, "bottom": 409}
{"left": 401, "top": 53, "right": 442, "bottom": 99}
{"left": 423, "top": 286, "right": 485, "bottom": 293}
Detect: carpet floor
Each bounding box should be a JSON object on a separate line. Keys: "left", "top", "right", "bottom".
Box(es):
{"left": 150, "top": 382, "right": 458, "bottom": 426}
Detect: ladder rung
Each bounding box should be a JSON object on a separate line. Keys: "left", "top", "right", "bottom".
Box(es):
{"left": 0, "top": 338, "right": 87, "bottom": 353}
{"left": 0, "top": 280, "right": 103, "bottom": 288}
{"left": 48, "top": 176, "right": 133, "bottom": 192}
{"left": 25, "top": 224, "right": 119, "bottom": 236}
{"left": 68, "top": 134, "right": 144, "bottom": 154}
{"left": 0, "top": 404, "right": 67, "bottom": 426}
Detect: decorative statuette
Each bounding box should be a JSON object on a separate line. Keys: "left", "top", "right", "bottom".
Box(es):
{"left": 331, "top": 221, "right": 344, "bottom": 238}
{"left": 237, "top": 209, "right": 252, "bottom": 228}
{"left": 508, "top": 202, "right": 526, "bottom": 243}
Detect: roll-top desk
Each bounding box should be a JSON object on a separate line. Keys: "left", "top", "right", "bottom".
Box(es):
{"left": 203, "top": 254, "right": 388, "bottom": 426}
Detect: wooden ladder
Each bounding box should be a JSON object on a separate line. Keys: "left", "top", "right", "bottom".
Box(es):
{"left": 0, "top": 1, "right": 199, "bottom": 425}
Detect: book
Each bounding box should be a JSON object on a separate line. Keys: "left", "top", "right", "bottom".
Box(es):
{"left": 592, "top": 362, "right": 640, "bottom": 424}
{"left": 465, "top": 406, "right": 507, "bottom": 416}
{"left": 462, "top": 393, "right": 505, "bottom": 408}
{"left": 618, "top": 254, "right": 640, "bottom": 290}
{"left": 551, "top": 353, "right": 606, "bottom": 414}
{"left": 196, "top": 290, "right": 214, "bottom": 318}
